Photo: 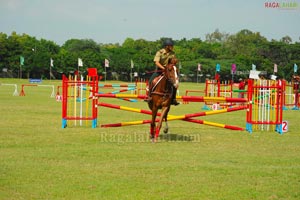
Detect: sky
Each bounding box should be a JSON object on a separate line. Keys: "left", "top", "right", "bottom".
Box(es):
{"left": 1, "top": 0, "right": 300, "bottom": 45}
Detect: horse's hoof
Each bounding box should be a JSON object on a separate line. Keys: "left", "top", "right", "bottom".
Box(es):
{"left": 149, "top": 134, "right": 154, "bottom": 140}
{"left": 151, "top": 137, "right": 159, "bottom": 143}
{"left": 163, "top": 128, "right": 168, "bottom": 134}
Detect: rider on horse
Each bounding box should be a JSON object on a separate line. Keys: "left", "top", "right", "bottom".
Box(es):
{"left": 145, "top": 38, "right": 180, "bottom": 106}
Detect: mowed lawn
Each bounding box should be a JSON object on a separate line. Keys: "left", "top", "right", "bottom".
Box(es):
{"left": 0, "top": 78, "right": 300, "bottom": 200}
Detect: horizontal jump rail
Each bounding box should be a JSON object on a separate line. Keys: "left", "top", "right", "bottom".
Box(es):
{"left": 98, "top": 102, "right": 246, "bottom": 130}
{"left": 96, "top": 93, "right": 248, "bottom": 103}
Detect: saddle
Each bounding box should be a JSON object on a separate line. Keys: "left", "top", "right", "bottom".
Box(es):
{"left": 149, "top": 75, "right": 164, "bottom": 93}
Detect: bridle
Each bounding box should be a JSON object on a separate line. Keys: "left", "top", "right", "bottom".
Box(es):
{"left": 164, "top": 64, "right": 179, "bottom": 89}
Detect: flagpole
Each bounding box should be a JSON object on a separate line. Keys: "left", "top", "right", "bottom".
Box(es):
{"left": 78, "top": 58, "right": 83, "bottom": 77}
{"left": 131, "top": 60, "right": 132, "bottom": 82}
{"left": 19, "top": 56, "right": 24, "bottom": 79}
{"left": 104, "top": 59, "right": 109, "bottom": 82}
{"left": 78, "top": 58, "right": 79, "bottom": 77}
{"left": 130, "top": 59, "right": 134, "bottom": 83}
{"left": 231, "top": 64, "right": 236, "bottom": 83}
{"left": 197, "top": 63, "right": 201, "bottom": 83}
{"left": 130, "top": 66, "right": 133, "bottom": 83}
{"left": 50, "top": 58, "right": 51, "bottom": 81}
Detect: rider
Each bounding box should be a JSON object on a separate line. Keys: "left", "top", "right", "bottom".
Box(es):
{"left": 145, "top": 38, "right": 180, "bottom": 106}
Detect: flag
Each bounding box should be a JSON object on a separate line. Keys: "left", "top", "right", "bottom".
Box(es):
{"left": 271, "top": 75, "right": 277, "bottom": 80}
{"left": 20, "top": 56, "right": 24, "bottom": 66}
{"left": 249, "top": 70, "right": 261, "bottom": 80}
{"left": 274, "top": 64, "right": 277, "bottom": 73}
{"left": 197, "top": 63, "right": 201, "bottom": 71}
{"left": 294, "top": 63, "right": 298, "bottom": 73}
{"left": 131, "top": 59, "right": 134, "bottom": 68}
{"left": 104, "top": 59, "right": 109, "bottom": 67}
{"left": 231, "top": 63, "right": 236, "bottom": 74}
{"left": 252, "top": 64, "right": 256, "bottom": 71}
{"left": 216, "top": 63, "right": 220, "bottom": 72}
{"left": 50, "top": 58, "right": 54, "bottom": 67}
{"left": 78, "top": 58, "right": 83, "bottom": 67}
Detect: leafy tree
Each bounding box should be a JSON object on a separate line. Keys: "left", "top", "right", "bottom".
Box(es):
{"left": 205, "top": 29, "right": 229, "bottom": 44}
{"left": 0, "top": 33, "right": 9, "bottom": 70}
{"left": 280, "top": 36, "right": 292, "bottom": 44}
{"left": 1, "top": 30, "right": 299, "bottom": 81}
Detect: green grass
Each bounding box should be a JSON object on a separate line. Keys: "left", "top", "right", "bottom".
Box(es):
{"left": 0, "top": 78, "right": 300, "bottom": 199}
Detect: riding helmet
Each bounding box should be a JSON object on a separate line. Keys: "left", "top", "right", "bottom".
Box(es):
{"left": 163, "top": 38, "right": 174, "bottom": 47}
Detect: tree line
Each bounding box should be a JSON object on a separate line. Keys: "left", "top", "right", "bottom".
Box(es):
{"left": 0, "top": 29, "right": 299, "bottom": 82}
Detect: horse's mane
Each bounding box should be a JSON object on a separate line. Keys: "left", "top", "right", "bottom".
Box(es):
{"left": 168, "top": 57, "right": 178, "bottom": 65}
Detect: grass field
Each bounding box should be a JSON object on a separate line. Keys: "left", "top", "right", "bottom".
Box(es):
{"left": 1, "top": 78, "right": 300, "bottom": 200}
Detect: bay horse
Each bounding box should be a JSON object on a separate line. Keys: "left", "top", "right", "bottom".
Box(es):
{"left": 147, "top": 57, "right": 179, "bottom": 142}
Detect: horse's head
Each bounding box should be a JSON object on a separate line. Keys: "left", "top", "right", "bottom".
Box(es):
{"left": 165, "top": 57, "right": 179, "bottom": 89}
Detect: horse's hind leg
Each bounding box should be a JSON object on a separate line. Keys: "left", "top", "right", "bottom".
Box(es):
{"left": 163, "top": 121, "right": 168, "bottom": 134}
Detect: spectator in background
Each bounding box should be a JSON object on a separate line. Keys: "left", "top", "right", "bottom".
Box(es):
{"left": 292, "top": 75, "right": 300, "bottom": 109}
{"left": 238, "top": 78, "right": 247, "bottom": 98}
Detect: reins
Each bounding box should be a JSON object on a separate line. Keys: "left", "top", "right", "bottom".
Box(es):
{"left": 151, "top": 69, "right": 174, "bottom": 97}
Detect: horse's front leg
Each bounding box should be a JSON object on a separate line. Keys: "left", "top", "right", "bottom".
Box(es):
{"left": 150, "top": 107, "right": 158, "bottom": 140}
{"left": 155, "top": 107, "right": 169, "bottom": 139}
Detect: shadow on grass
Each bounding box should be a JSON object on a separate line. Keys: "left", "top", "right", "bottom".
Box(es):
{"left": 159, "top": 133, "right": 201, "bottom": 142}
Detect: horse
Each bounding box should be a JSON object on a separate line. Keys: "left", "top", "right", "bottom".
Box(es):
{"left": 147, "top": 58, "right": 179, "bottom": 142}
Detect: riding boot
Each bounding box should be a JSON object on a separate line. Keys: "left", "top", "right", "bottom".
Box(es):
{"left": 171, "top": 87, "right": 180, "bottom": 106}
